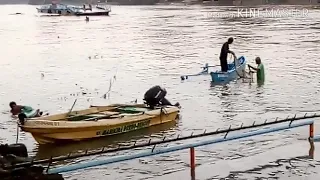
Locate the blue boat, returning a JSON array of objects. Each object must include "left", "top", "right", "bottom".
[{"left": 210, "top": 56, "right": 246, "bottom": 83}]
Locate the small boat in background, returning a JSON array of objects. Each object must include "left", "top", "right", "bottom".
[
  {"left": 36, "top": 0, "right": 111, "bottom": 16},
  {"left": 210, "top": 56, "right": 246, "bottom": 83},
  {"left": 18, "top": 103, "right": 180, "bottom": 144}
]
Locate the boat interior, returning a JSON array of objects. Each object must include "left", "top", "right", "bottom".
[
  {"left": 36, "top": 104, "right": 169, "bottom": 122},
  {"left": 227, "top": 56, "right": 245, "bottom": 70}
]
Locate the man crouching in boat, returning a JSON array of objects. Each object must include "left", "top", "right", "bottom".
[
  {"left": 9, "top": 101, "right": 43, "bottom": 118},
  {"left": 143, "top": 86, "right": 180, "bottom": 109}
]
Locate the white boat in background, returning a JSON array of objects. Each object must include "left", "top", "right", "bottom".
[{"left": 36, "top": 0, "right": 111, "bottom": 16}]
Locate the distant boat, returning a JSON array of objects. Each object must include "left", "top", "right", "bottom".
[{"left": 36, "top": 0, "right": 111, "bottom": 16}]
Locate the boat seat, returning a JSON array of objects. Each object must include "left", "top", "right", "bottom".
[
  {"left": 118, "top": 107, "right": 150, "bottom": 114},
  {"left": 86, "top": 113, "right": 110, "bottom": 117},
  {"left": 67, "top": 109, "right": 119, "bottom": 117},
  {"left": 98, "top": 111, "right": 120, "bottom": 116},
  {"left": 110, "top": 112, "right": 145, "bottom": 118}
]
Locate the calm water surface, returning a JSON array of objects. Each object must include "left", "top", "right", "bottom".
[{"left": 0, "top": 4, "right": 320, "bottom": 180}]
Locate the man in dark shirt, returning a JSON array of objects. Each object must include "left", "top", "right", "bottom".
[{"left": 219, "top": 37, "right": 235, "bottom": 72}]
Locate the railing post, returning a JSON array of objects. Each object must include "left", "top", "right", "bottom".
[
  {"left": 308, "top": 123, "right": 315, "bottom": 159},
  {"left": 309, "top": 123, "right": 314, "bottom": 139},
  {"left": 190, "top": 147, "right": 195, "bottom": 179}
]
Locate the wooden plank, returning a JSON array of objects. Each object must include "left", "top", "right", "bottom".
[
  {"left": 66, "top": 106, "right": 120, "bottom": 120},
  {"left": 83, "top": 115, "right": 113, "bottom": 121},
  {"left": 98, "top": 111, "right": 120, "bottom": 115}
]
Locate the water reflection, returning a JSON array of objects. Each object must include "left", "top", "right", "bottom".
[
  {"left": 257, "top": 79, "right": 265, "bottom": 87},
  {"left": 223, "top": 142, "right": 315, "bottom": 179},
  {"left": 34, "top": 119, "right": 179, "bottom": 160}
]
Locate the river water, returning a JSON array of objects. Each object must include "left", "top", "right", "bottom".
[{"left": 0, "top": 4, "right": 320, "bottom": 180}]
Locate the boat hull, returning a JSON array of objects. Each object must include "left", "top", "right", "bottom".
[
  {"left": 210, "top": 56, "right": 246, "bottom": 83},
  {"left": 19, "top": 104, "right": 180, "bottom": 144}
]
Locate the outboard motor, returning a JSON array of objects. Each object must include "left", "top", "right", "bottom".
[{"left": 143, "top": 85, "right": 172, "bottom": 108}]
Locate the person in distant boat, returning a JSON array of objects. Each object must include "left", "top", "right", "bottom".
[
  {"left": 219, "top": 37, "right": 235, "bottom": 72},
  {"left": 248, "top": 57, "right": 265, "bottom": 82},
  {"left": 9, "top": 101, "right": 43, "bottom": 118},
  {"left": 143, "top": 86, "right": 180, "bottom": 109}
]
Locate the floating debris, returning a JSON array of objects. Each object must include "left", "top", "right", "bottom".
[{"left": 9, "top": 13, "right": 23, "bottom": 15}]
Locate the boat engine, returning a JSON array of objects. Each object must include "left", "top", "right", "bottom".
[{"left": 143, "top": 85, "right": 170, "bottom": 108}]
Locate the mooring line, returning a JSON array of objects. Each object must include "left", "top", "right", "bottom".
[{"left": 5, "top": 113, "right": 320, "bottom": 169}]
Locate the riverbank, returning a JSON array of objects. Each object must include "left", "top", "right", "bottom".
[
  {"left": 1, "top": 3, "right": 320, "bottom": 180},
  {"left": 2, "top": 0, "right": 319, "bottom": 6}
]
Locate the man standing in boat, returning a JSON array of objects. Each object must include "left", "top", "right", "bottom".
[{"left": 219, "top": 37, "right": 235, "bottom": 72}]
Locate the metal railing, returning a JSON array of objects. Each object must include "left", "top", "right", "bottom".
[
  {"left": 47, "top": 118, "right": 315, "bottom": 175},
  {"left": 5, "top": 113, "right": 317, "bottom": 177}
]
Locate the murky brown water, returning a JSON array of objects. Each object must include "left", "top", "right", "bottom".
[{"left": 0, "top": 4, "right": 320, "bottom": 180}]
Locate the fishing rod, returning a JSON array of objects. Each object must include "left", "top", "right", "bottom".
[{"left": 5, "top": 113, "right": 320, "bottom": 169}]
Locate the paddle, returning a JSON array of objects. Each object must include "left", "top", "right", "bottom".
[{"left": 180, "top": 64, "right": 220, "bottom": 81}]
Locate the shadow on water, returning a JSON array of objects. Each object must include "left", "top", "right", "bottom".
[
  {"left": 225, "top": 142, "right": 315, "bottom": 179},
  {"left": 34, "top": 119, "right": 181, "bottom": 160},
  {"left": 209, "top": 77, "right": 252, "bottom": 88}
]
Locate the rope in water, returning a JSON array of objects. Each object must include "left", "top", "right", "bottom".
[
  {"left": 6, "top": 113, "right": 320, "bottom": 169},
  {"left": 15, "top": 122, "right": 19, "bottom": 143}
]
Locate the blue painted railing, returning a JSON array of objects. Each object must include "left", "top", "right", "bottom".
[{"left": 48, "top": 119, "right": 315, "bottom": 174}]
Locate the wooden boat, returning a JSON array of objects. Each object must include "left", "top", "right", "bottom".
[
  {"left": 210, "top": 56, "right": 246, "bottom": 83},
  {"left": 18, "top": 104, "right": 180, "bottom": 145}
]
